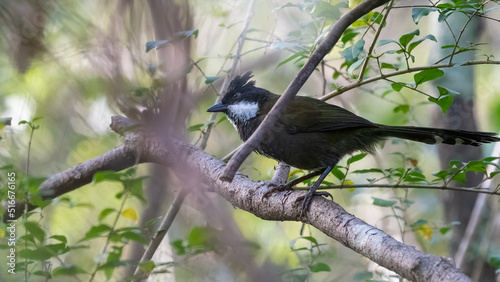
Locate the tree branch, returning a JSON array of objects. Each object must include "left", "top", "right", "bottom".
[
  {"left": 2, "top": 116, "right": 473, "bottom": 281},
  {"left": 220, "top": 0, "right": 391, "bottom": 182}
]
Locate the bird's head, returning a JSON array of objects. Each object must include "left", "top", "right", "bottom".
[{"left": 207, "top": 72, "right": 268, "bottom": 124}]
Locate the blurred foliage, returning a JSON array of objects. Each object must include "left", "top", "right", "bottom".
[{"left": 0, "top": 0, "right": 499, "bottom": 281}]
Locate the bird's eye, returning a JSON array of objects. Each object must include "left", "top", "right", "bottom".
[{"left": 233, "top": 92, "right": 241, "bottom": 99}]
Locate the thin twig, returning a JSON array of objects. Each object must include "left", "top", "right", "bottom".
[
  {"left": 199, "top": 0, "right": 257, "bottom": 150},
  {"left": 132, "top": 190, "right": 188, "bottom": 281},
  {"left": 358, "top": 0, "right": 394, "bottom": 81},
  {"left": 295, "top": 183, "right": 500, "bottom": 196},
  {"left": 319, "top": 60, "right": 500, "bottom": 101}
]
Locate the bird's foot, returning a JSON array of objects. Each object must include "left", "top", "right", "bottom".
[
  {"left": 297, "top": 191, "right": 333, "bottom": 217},
  {"left": 263, "top": 182, "right": 294, "bottom": 199}
]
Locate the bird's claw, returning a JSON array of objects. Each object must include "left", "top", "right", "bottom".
[
  {"left": 297, "top": 191, "right": 333, "bottom": 217},
  {"left": 263, "top": 183, "right": 293, "bottom": 199}
]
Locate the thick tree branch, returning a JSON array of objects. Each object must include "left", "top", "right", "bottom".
[
  {"left": 221, "top": 0, "right": 391, "bottom": 182},
  {"left": 2, "top": 116, "right": 472, "bottom": 281}
]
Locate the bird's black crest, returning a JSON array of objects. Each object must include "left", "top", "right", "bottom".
[{"left": 226, "top": 72, "right": 256, "bottom": 94}]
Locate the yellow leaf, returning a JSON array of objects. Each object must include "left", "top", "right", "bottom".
[
  {"left": 121, "top": 208, "right": 138, "bottom": 221},
  {"left": 416, "top": 224, "right": 433, "bottom": 240},
  {"left": 343, "top": 180, "right": 356, "bottom": 191},
  {"left": 0, "top": 228, "right": 5, "bottom": 238}
]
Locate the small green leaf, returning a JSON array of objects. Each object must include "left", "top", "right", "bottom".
[
  {"left": 347, "top": 58, "right": 364, "bottom": 76},
  {"left": 408, "top": 34, "right": 437, "bottom": 53},
  {"left": 412, "top": 8, "right": 438, "bottom": 24},
  {"left": 428, "top": 86, "right": 459, "bottom": 113},
  {"left": 93, "top": 171, "right": 122, "bottom": 183},
  {"left": 276, "top": 51, "right": 308, "bottom": 69},
  {"left": 372, "top": 197, "right": 397, "bottom": 207},
  {"left": 18, "top": 120, "right": 28, "bottom": 125},
  {"left": 204, "top": 76, "right": 219, "bottom": 85},
  {"left": 378, "top": 39, "right": 399, "bottom": 47},
  {"left": 81, "top": 224, "right": 111, "bottom": 242},
  {"left": 393, "top": 104, "right": 410, "bottom": 113},
  {"left": 25, "top": 221, "right": 45, "bottom": 243},
  {"left": 347, "top": 153, "right": 367, "bottom": 165},
  {"left": 188, "top": 124, "right": 203, "bottom": 132},
  {"left": 352, "top": 168, "right": 384, "bottom": 174},
  {"left": 330, "top": 167, "right": 345, "bottom": 181},
  {"left": 439, "top": 227, "right": 452, "bottom": 235},
  {"left": 52, "top": 265, "right": 87, "bottom": 277},
  {"left": 50, "top": 235, "right": 68, "bottom": 244},
  {"left": 146, "top": 40, "right": 168, "bottom": 52},
  {"left": 414, "top": 69, "right": 444, "bottom": 86},
  {"left": 399, "top": 29, "right": 420, "bottom": 48},
  {"left": 351, "top": 39, "right": 365, "bottom": 59},
  {"left": 391, "top": 83, "right": 404, "bottom": 92},
  {"left": 98, "top": 208, "right": 116, "bottom": 222},
  {"left": 488, "top": 255, "right": 500, "bottom": 268},
  {"left": 139, "top": 261, "right": 156, "bottom": 274},
  {"left": 309, "top": 262, "right": 331, "bottom": 272},
  {"left": 381, "top": 63, "right": 399, "bottom": 71}
]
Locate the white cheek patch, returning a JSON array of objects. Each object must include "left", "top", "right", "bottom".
[
  {"left": 434, "top": 136, "right": 444, "bottom": 144},
  {"left": 228, "top": 102, "right": 259, "bottom": 122}
]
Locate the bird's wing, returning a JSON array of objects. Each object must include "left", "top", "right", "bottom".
[{"left": 280, "top": 96, "right": 378, "bottom": 134}]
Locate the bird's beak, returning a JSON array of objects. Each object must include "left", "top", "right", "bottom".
[{"left": 207, "top": 103, "right": 228, "bottom": 113}]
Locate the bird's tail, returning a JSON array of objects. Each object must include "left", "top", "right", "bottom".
[{"left": 377, "top": 125, "right": 500, "bottom": 146}]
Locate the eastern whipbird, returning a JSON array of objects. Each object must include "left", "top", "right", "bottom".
[{"left": 207, "top": 72, "right": 500, "bottom": 215}]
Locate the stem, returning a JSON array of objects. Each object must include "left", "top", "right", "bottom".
[{"left": 358, "top": 0, "right": 394, "bottom": 82}]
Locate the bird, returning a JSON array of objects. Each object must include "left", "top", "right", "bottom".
[{"left": 207, "top": 72, "right": 500, "bottom": 215}]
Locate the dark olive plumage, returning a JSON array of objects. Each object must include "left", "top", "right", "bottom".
[{"left": 208, "top": 72, "right": 500, "bottom": 171}]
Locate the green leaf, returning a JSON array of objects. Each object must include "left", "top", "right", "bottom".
[
  {"left": 120, "top": 231, "right": 147, "bottom": 244},
  {"left": 81, "top": 224, "right": 111, "bottom": 242},
  {"left": 52, "top": 266, "right": 87, "bottom": 277},
  {"left": 25, "top": 221, "right": 45, "bottom": 243},
  {"left": 352, "top": 168, "right": 384, "bottom": 174},
  {"left": 489, "top": 255, "right": 500, "bottom": 268},
  {"left": 341, "top": 29, "right": 359, "bottom": 44},
  {"left": 393, "top": 104, "right": 410, "bottom": 113},
  {"left": 188, "top": 226, "right": 213, "bottom": 247},
  {"left": 139, "top": 261, "right": 156, "bottom": 274},
  {"left": 408, "top": 34, "right": 437, "bottom": 53},
  {"left": 439, "top": 227, "right": 452, "bottom": 235},
  {"left": 93, "top": 171, "right": 122, "bottom": 183},
  {"left": 391, "top": 83, "right": 404, "bottom": 92},
  {"left": 309, "top": 262, "right": 331, "bottom": 272},
  {"left": 378, "top": 39, "right": 399, "bottom": 47},
  {"left": 381, "top": 63, "right": 399, "bottom": 71},
  {"left": 204, "top": 76, "right": 219, "bottom": 85},
  {"left": 399, "top": 29, "right": 420, "bottom": 48},
  {"left": 372, "top": 197, "right": 397, "bottom": 207},
  {"left": 18, "top": 248, "right": 53, "bottom": 261},
  {"left": 98, "top": 208, "right": 116, "bottom": 222},
  {"left": 311, "top": 1, "right": 344, "bottom": 20},
  {"left": 330, "top": 167, "right": 345, "bottom": 181},
  {"left": 49, "top": 235, "right": 68, "bottom": 244},
  {"left": 146, "top": 40, "right": 168, "bottom": 52},
  {"left": 347, "top": 153, "right": 367, "bottom": 165},
  {"left": 276, "top": 51, "right": 308, "bottom": 69},
  {"left": 300, "top": 236, "right": 319, "bottom": 247},
  {"left": 351, "top": 39, "right": 365, "bottom": 59},
  {"left": 428, "top": 86, "right": 459, "bottom": 113},
  {"left": 414, "top": 69, "right": 444, "bottom": 86},
  {"left": 18, "top": 120, "right": 28, "bottom": 125},
  {"left": 412, "top": 8, "right": 438, "bottom": 24},
  {"left": 347, "top": 58, "right": 364, "bottom": 76}
]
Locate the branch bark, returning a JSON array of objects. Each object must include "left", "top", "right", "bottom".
[
  {"left": 2, "top": 116, "right": 472, "bottom": 281},
  {"left": 221, "top": 0, "right": 391, "bottom": 182}
]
